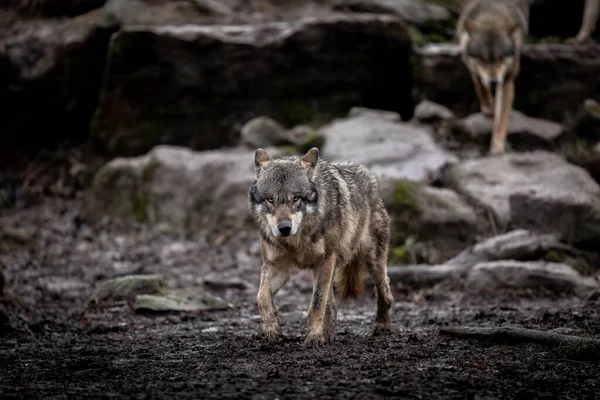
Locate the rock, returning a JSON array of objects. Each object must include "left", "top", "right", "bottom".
[
  {"left": 285, "top": 125, "right": 326, "bottom": 154},
  {"left": 0, "top": 9, "right": 112, "bottom": 159},
  {"left": 91, "top": 14, "right": 414, "bottom": 157},
  {"left": 413, "top": 99, "right": 455, "bottom": 123},
  {"left": 413, "top": 43, "right": 600, "bottom": 123},
  {"left": 84, "top": 145, "right": 275, "bottom": 237},
  {"left": 0, "top": 263, "right": 4, "bottom": 296},
  {"left": 465, "top": 261, "right": 599, "bottom": 297},
  {"left": 203, "top": 275, "right": 250, "bottom": 291},
  {"left": 16, "top": 0, "right": 107, "bottom": 17},
  {"left": 333, "top": 0, "right": 452, "bottom": 27},
  {"left": 573, "top": 98, "right": 600, "bottom": 139},
  {"left": 240, "top": 116, "right": 289, "bottom": 148},
  {"left": 444, "top": 151, "right": 600, "bottom": 246},
  {"left": 90, "top": 274, "right": 168, "bottom": 303},
  {"left": 98, "top": 0, "right": 225, "bottom": 29},
  {"left": 454, "top": 110, "right": 565, "bottom": 150},
  {"left": 320, "top": 108, "right": 458, "bottom": 183},
  {"left": 380, "top": 179, "right": 478, "bottom": 262},
  {"left": 0, "top": 226, "right": 36, "bottom": 244},
  {"left": 134, "top": 287, "right": 230, "bottom": 313},
  {"left": 381, "top": 229, "right": 569, "bottom": 286}
]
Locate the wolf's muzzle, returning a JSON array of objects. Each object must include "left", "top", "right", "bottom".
[
  {"left": 489, "top": 79, "right": 498, "bottom": 96},
  {"left": 277, "top": 221, "right": 292, "bottom": 237}
]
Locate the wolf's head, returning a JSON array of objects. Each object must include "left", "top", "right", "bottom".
[
  {"left": 248, "top": 147, "right": 320, "bottom": 238},
  {"left": 461, "top": 19, "right": 519, "bottom": 92}
]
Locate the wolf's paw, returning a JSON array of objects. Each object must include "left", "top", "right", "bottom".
[
  {"left": 304, "top": 332, "right": 326, "bottom": 348},
  {"left": 481, "top": 106, "right": 494, "bottom": 118},
  {"left": 262, "top": 326, "right": 283, "bottom": 343},
  {"left": 566, "top": 36, "right": 589, "bottom": 45},
  {"left": 371, "top": 323, "right": 391, "bottom": 336}
]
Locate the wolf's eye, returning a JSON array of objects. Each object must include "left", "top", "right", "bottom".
[
  {"left": 293, "top": 196, "right": 300, "bottom": 202},
  {"left": 266, "top": 197, "right": 274, "bottom": 203}
]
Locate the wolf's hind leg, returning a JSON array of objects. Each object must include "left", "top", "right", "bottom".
[{"left": 366, "top": 251, "right": 393, "bottom": 336}]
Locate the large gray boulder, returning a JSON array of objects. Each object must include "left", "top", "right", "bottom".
[
  {"left": 320, "top": 107, "right": 458, "bottom": 183},
  {"left": 91, "top": 14, "right": 414, "bottom": 157},
  {"left": 84, "top": 145, "right": 274, "bottom": 238},
  {"left": 444, "top": 151, "right": 600, "bottom": 246}
]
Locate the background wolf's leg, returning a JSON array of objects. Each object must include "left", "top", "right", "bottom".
[
  {"left": 257, "top": 264, "right": 290, "bottom": 342},
  {"left": 568, "top": 0, "right": 599, "bottom": 43},
  {"left": 470, "top": 71, "right": 494, "bottom": 116},
  {"left": 306, "top": 254, "right": 336, "bottom": 346},
  {"left": 490, "top": 80, "right": 515, "bottom": 154},
  {"left": 367, "top": 252, "right": 393, "bottom": 336}
]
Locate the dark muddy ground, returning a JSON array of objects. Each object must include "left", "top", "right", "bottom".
[{"left": 1, "top": 198, "right": 599, "bottom": 399}]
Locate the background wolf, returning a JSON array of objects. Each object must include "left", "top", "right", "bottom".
[
  {"left": 456, "top": 0, "right": 529, "bottom": 154},
  {"left": 248, "top": 147, "right": 393, "bottom": 347}
]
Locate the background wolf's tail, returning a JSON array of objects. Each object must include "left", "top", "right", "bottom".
[{"left": 335, "top": 261, "right": 364, "bottom": 301}]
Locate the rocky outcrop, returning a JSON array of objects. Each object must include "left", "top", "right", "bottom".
[
  {"left": 84, "top": 145, "right": 270, "bottom": 238},
  {"left": 414, "top": 43, "right": 600, "bottom": 122},
  {"left": 0, "top": 9, "right": 112, "bottom": 160},
  {"left": 444, "top": 151, "right": 600, "bottom": 247},
  {"left": 320, "top": 107, "right": 457, "bottom": 182},
  {"left": 91, "top": 14, "right": 414, "bottom": 157}
]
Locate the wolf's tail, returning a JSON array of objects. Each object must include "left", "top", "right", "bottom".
[{"left": 335, "top": 261, "right": 364, "bottom": 301}]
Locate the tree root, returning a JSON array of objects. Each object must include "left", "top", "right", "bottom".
[{"left": 440, "top": 326, "right": 600, "bottom": 360}]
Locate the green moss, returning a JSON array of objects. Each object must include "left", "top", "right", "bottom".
[
  {"left": 544, "top": 250, "right": 564, "bottom": 262},
  {"left": 390, "top": 246, "right": 408, "bottom": 263},
  {"left": 295, "top": 132, "right": 326, "bottom": 154},
  {"left": 278, "top": 100, "right": 319, "bottom": 126},
  {"left": 135, "top": 192, "right": 149, "bottom": 222},
  {"left": 409, "top": 26, "right": 427, "bottom": 47},
  {"left": 392, "top": 180, "right": 420, "bottom": 211},
  {"left": 142, "top": 159, "right": 159, "bottom": 182}
]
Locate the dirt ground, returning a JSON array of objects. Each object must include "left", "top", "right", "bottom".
[{"left": 1, "top": 198, "right": 599, "bottom": 399}]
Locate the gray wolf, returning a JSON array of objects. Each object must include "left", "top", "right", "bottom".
[
  {"left": 456, "top": 0, "right": 529, "bottom": 154},
  {"left": 247, "top": 147, "right": 393, "bottom": 347},
  {"left": 567, "top": 0, "right": 599, "bottom": 43}
]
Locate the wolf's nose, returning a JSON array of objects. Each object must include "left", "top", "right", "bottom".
[
  {"left": 489, "top": 79, "right": 498, "bottom": 95},
  {"left": 278, "top": 221, "right": 292, "bottom": 236}
]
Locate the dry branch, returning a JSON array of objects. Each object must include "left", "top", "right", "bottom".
[{"left": 440, "top": 326, "right": 600, "bottom": 360}]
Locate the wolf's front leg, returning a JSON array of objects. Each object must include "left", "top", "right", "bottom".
[
  {"left": 567, "top": 0, "right": 599, "bottom": 44},
  {"left": 490, "top": 80, "right": 515, "bottom": 154},
  {"left": 257, "top": 263, "right": 290, "bottom": 343},
  {"left": 470, "top": 71, "right": 494, "bottom": 117},
  {"left": 305, "top": 254, "right": 336, "bottom": 347}
]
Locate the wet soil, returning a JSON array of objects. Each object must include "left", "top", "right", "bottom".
[{"left": 1, "top": 198, "right": 599, "bottom": 399}]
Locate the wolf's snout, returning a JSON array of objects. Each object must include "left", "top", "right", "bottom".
[
  {"left": 278, "top": 221, "right": 292, "bottom": 237},
  {"left": 489, "top": 79, "right": 498, "bottom": 95}
]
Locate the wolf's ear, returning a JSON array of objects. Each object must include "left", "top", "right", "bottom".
[
  {"left": 254, "top": 148, "right": 271, "bottom": 175},
  {"left": 464, "top": 19, "right": 477, "bottom": 35},
  {"left": 300, "top": 147, "right": 319, "bottom": 169},
  {"left": 255, "top": 148, "right": 271, "bottom": 168}
]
